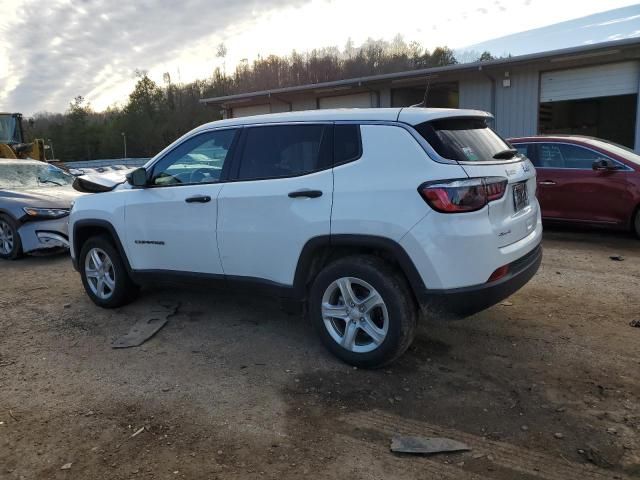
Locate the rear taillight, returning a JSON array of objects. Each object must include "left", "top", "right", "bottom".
[{"left": 418, "top": 177, "right": 508, "bottom": 213}]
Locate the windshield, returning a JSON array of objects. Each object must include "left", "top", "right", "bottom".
[
  {"left": 589, "top": 138, "right": 640, "bottom": 166},
  {"left": 0, "top": 162, "right": 74, "bottom": 189},
  {"left": 0, "top": 115, "right": 22, "bottom": 144},
  {"left": 416, "top": 117, "right": 515, "bottom": 162}
]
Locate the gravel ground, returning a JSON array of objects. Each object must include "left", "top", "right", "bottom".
[{"left": 1, "top": 228, "right": 639, "bottom": 479}]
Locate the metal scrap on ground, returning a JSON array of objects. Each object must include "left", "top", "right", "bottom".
[
  {"left": 111, "top": 302, "right": 179, "bottom": 348},
  {"left": 111, "top": 317, "right": 168, "bottom": 348},
  {"left": 390, "top": 436, "right": 472, "bottom": 455}
]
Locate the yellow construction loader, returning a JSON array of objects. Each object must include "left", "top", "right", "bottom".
[{"left": 0, "top": 112, "right": 46, "bottom": 161}]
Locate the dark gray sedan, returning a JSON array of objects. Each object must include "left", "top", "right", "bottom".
[{"left": 0, "top": 159, "right": 83, "bottom": 259}]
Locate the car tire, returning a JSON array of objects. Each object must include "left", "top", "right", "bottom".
[
  {"left": 634, "top": 209, "right": 640, "bottom": 239},
  {"left": 0, "top": 214, "right": 23, "bottom": 260},
  {"left": 309, "top": 255, "right": 417, "bottom": 368},
  {"left": 79, "top": 235, "right": 139, "bottom": 308}
]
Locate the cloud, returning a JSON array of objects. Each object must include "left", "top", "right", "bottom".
[{"left": 0, "top": 0, "right": 307, "bottom": 114}]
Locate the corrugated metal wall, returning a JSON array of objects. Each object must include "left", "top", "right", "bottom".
[
  {"left": 494, "top": 67, "right": 540, "bottom": 138},
  {"left": 459, "top": 68, "right": 539, "bottom": 139},
  {"left": 459, "top": 75, "right": 492, "bottom": 113}
]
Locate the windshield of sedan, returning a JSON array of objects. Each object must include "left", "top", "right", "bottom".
[
  {"left": 589, "top": 138, "right": 640, "bottom": 166},
  {"left": 0, "top": 162, "right": 74, "bottom": 189}
]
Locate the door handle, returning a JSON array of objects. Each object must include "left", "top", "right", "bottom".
[
  {"left": 288, "top": 189, "right": 323, "bottom": 198},
  {"left": 538, "top": 181, "right": 556, "bottom": 186},
  {"left": 185, "top": 195, "right": 211, "bottom": 203}
]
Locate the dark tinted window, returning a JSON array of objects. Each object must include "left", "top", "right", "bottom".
[
  {"left": 151, "top": 129, "right": 237, "bottom": 186},
  {"left": 513, "top": 143, "right": 538, "bottom": 165},
  {"left": 334, "top": 124, "right": 362, "bottom": 164},
  {"left": 537, "top": 143, "right": 565, "bottom": 168},
  {"left": 535, "top": 143, "right": 605, "bottom": 169},
  {"left": 237, "top": 125, "right": 332, "bottom": 180},
  {"left": 559, "top": 144, "right": 605, "bottom": 169},
  {"left": 415, "top": 118, "right": 512, "bottom": 162},
  {"left": 514, "top": 145, "right": 528, "bottom": 156}
]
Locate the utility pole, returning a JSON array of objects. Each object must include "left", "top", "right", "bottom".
[{"left": 121, "top": 132, "right": 127, "bottom": 159}]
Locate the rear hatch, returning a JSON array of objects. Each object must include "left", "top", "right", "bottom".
[{"left": 414, "top": 116, "right": 538, "bottom": 247}]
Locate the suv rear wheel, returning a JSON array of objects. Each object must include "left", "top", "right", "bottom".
[
  {"left": 309, "top": 255, "right": 417, "bottom": 368},
  {"left": 79, "top": 236, "right": 139, "bottom": 308},
  {"left": 634, "top": 209, "right": 640, "bottom": 239}
]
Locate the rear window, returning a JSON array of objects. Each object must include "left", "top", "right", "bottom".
[{"left": 415, "top": 118, "right": 513, "bottom": 162}]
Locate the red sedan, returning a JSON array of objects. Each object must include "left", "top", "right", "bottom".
[{"left": 508, "top": 136, "right": 640, "bottom": 237}]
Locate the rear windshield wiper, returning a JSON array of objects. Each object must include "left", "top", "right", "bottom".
[{"left": 493, "top": 148, "right": 518, "bottom": 160}]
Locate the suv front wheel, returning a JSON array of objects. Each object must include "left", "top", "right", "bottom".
[
  {"left": 79, "top": 236, "right": 139, "bottom": 308},
  {"left": 309, "top": 255, "right": 417, "bottom": 368}
]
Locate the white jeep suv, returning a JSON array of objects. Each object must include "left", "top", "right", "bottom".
[{"left": 69, "top": 108, "right": 542, "bottom": 368}]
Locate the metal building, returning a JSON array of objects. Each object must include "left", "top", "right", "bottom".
[{"left": 201, "top": 38, "right": 640, "bottom": 151}]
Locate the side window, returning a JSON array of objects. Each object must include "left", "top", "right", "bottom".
[
  {"left": 558, "top": 144, "right": 604, "bottom": 169},
  {"left": 537, "top": 143, "right": 566, "bottom": 168},
  {"left": 334, "top": 124, "right": 362, "bottom": 164},
  {"left": 237, "top": 124, "right": 331, "bottom": 180},
  {"left": 514, "top": 144, "right": 528, "bottom": 156},
  {"left": 151, "top": 129, "right": 238, "bottom": 186},
  {"left": 513, "top": 143, "right": 539, "bottom": 166}
]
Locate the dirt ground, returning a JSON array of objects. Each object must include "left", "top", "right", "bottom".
[{"left": 1, "top": 228, "right": 639, "bottom": 479}]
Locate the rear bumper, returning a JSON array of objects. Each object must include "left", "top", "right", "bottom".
[{"left": 418, "top": 244, "right": 542, "bottom": 318}]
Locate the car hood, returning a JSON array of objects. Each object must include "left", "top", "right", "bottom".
[
  {"left": 0, "top": 185, "right": 84, "bottom": 208},
  {"left": 73, "top": 170, "right": 130, "bottom": 193}
]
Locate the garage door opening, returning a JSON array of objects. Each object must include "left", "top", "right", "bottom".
[
  {"left": 538, "top": 94, "right": 637, "bottom": 148},
  {"left": 391, "top": 82, "right": 459, "bottom": 108}
]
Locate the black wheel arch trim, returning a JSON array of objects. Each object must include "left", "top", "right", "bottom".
[
  {"left": 292, "top": 234, "right": 426, "bottom": 301},
  {"left": 72, "top": 219, "right": 133, "bottom": 274}
]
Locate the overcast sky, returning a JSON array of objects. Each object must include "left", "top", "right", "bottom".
[{"left": 1, "top": 0, "right": 639, "bottom": 115}]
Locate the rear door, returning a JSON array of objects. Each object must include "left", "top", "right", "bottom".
[{"left": 216, "top": 123, "right": 334, "bottom": 287}]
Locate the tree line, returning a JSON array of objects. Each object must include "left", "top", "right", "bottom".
[{"left": 24, "top": 36, "right": 493, "bottom": 162}]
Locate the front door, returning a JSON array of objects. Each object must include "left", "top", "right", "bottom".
[
  {"left": 217, "top": 123, "right": 334, "bottom": 287},
  {"left": 124, "top": 128, "right": 239, "bottom": 273}
]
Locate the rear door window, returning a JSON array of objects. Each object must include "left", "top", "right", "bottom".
[
  {"left": 415, "top": 117, "right": 513, "bottom": 162},
  {"left": 236, "top": 124, "right": 332, "bottom": 181},
  {"left": 536, "top": 143, "right": 566, "bottom": 168},
  {"left": 513, "top": 143, "right": 539, "bottom": 166}
]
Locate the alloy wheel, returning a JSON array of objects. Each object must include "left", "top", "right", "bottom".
[
  {"left": 84, "top": 247, "right": 116, "bottom": 300},
  {"left": 0, "top": 220, "right": 14, "bottom": 255},
  {"left": 321, "top": 277, "right": 389, "bottom": 353}
]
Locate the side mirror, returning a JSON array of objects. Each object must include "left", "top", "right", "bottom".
[
  {"left": 127, "top": 167, "right": 148, "bottom": 187},
  {"left": 592, "top": 158, "right": 617, "bottom": 171}
]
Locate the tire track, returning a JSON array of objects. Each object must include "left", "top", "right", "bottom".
[{"left": 341, "top": 410, "right": 627, "bottom": 480}]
